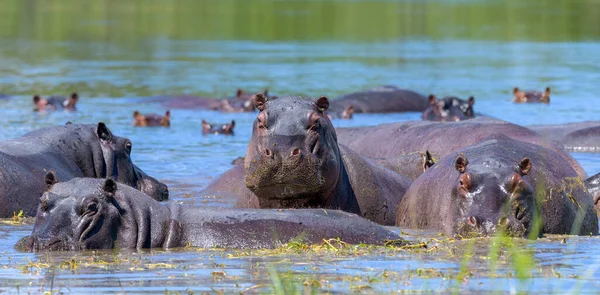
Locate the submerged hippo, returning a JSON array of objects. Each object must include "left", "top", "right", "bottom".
[
  {"left": 33, "top": 93, "right": 79, "bottom": 111},
  {"left": 396, "top": 135, "right": 598, "bottom": 238},
  {"left": 201, "top": 119, "right": 235, "bottom": 135},
  {"left": 133, "top": 110, "right": 171, "bottom": 127},
  {"left": 422, "top": 95, "right": 475, "bottom": 122},
  {"left": 328, "top": 85, "right": 429, "bottom": 114},
  {"left": 512, "top": 87, "right": 551, "bottom": 104},
  {"left": 326, "top": 105, "right": 355, "bottom": 120},
  {"left": 336, "top": 117, "right": 588, "bottom": 180},
  {"left": 17, "top": 175, "right": 403, "bottom": 251},
  {"left": 150, "top": 88, "right": 272, "bottom": 112},
  {"left": 373, "top": 151, "right": 435, "bottom": 181},
  {"left": 585, "top": 173, "right": 600, "bottom": 212},
  {"left": 529, "top": 121, "right": 600, "bottom": 153},
  {"left": 0, "top": 122, "right": 168, "bottom": 217},
  {"left": 200, "top": 94, "right": 412, "bottom": 225}
]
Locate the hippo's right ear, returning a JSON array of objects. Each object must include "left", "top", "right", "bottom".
[
  {"left": 455, "top": 154, "right": 469, "bottom": 173},
  {"left": 133, "top": 111, "right": 140, "bottom": 118},
  {"left": 423, "top": 151, "right": 435, "bottom": 170},
  {"left": 44, "top": 171, "right": 58, "bottom": 190},
  {"left": 428, "top": 95, "right": 436, "bottom": 104},
  {"left": 236, "top": 89, "right": 243, "bottom": 98},
  {"left": 315, "top": 96, "right": 329, "bottom": 113},
  {"left": 96, "top": 122, "right": 113, "bottom": 142},
  {"left": 65, "top": 121, "right": 73, "bottom": 125},
  {"left": 101, "top": 179, "right": 117, "bottom": 198},
  {"left": 513, "top": 87, "right": 520, "bottom": 94},
  {"left": 253, "top": 93, "right": 267, "bottom": 111}
]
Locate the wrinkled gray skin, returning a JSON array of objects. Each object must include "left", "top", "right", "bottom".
[
  {"left": 529, "top": 121, "right": 600, "bottom": 153},
  {"left": 16, "top": 176, "right": 403, "bottom": 251},
  {"left": 397, "top": 135, "right": 598, "bottom": 238},
  {"left": 584, "top": 172, "right": 600, "bottom": 213},
  {"left": 201, "top": 95, "right": 411, "bottom": 225},
  {"left": 0, "top": 123, "right": 168, "bottom": 217},
  {"left": 372, "top": 151, "right": 435, "bottom": 181},
  {"left": 336, "top": 117, "right": 588, "bottom": 180},
  {"left": 328, "top": 85, "right": 429, "bottom": 114}
]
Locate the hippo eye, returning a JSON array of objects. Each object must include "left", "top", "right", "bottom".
[
  {"left": 84, "top": 202, "right": 98, "bottom": 215},
  {"left": 124, "top": 141, "right": 132, "bottom": 154}
]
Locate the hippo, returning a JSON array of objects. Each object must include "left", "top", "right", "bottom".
[
  {"left": 585, "top": 173, "right": 600, "bottom": 212},
  {"left": 422, "top": 95, "right": 475, "bottom": 122},
  {"left": 326, "top": 105, "right": 355, "bottom": 120},
  {"left": 150, "top": 89, "right": 272, "bottom": 112},
  {"left": 33, "top": 93, "right": 79, "bottom": 112},
  {"left": 336, "top": 117, "right": 588, "bottom": 180},
  {"left": 200, "top": 94, "right": 412, "bottom": 225},
  {"left": 328, "top": 85, "right": 429, "bottom": 114},
  {"left": 373, "top": 151, "right": 435, "bottom": 181},
  {"left": 512, "top": 87, "right": 551, "bottom": 104},
  {"left": 528, "top": 121, "right": 600, "bottom": 153},
  {"left": 16, "top": 174, "right": 404, "bottom": 251},
  {"left": 201, "top": 119, "right": 235, "bottom": 135},
  {"left": 396, "top": 135, "right": 598, "bottom": 238},
  {"left": 0, "top": 122, "right": 168, "bottom": 217},
  {"left": 133, "top": 110, "right": 171, "bottom": 127},
  {"left": 0, "top": 93, "right": 9, "bottom": 99}
]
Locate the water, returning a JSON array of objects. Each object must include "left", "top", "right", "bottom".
[{"left": 1, "top": 0, "right": 600, "bottom": 293}]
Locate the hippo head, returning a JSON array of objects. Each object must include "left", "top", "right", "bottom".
[
  {"left": 201, "top": 119, "right": 235, "bottom": 135},
  {"left": 95, "top": 122, "right": 168, "bottom": 201},
  {"left": 18, "top": 173, "right": 122, "bottom": 251},
  {"left": 244, "top": 94, "right": 341, "bottom": 208},
  {"left": 452, "top": 154, "right": 535, "bottom": 238},
  {"left": 66, "top": 92, "right": 78, "bottom": 109}
]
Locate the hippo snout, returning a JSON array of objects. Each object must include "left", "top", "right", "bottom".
[{"left": 15, "top": 235, "right": 77, "bottom": 252}]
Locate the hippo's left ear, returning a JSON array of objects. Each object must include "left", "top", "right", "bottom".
[
  {"left": 45, "top": 171, "right": 58, "bottom": 190},
  {"left": 544, "top": 87, "right": 551, "bottom": 95},
  {"left": 455, "top": 154, "right": 469, "bottom": 173},
  {"left": 101, "top": 178, "right": 118, "bottom": 198},
  {"left": 315, "top": 96, "right": 329, "bottom": 113},
  {"left": 468, "top": 96, "right": 475, "bottom": 106},
  {"left": 517, "top": 157, "right": 532, "bottom": 176},
  {"left": 65, "top": 121, "right": 73, "bottom": 125},
  {"left": 230, "top": 120, "right": 236, "bottom": 129},
  {"left": 96, "top": 122, "right": 113, "bottom": 142}
]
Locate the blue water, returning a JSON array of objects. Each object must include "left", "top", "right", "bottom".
[{"left": 1, "top": 39, "right": 600, "bottom": 293}]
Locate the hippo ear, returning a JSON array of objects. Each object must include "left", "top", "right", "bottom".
[
  {"left": 544, "top": 87, "right": 551, "bottom": 95},
  {"left": 236, "top": 89, "right": 243, "bottom": 98},
  {"left": 44, "top": 171, "right": 58, "bottom": 190},
  {"left": 133, "top": 111, "right": 140, "bottom": 118},
  {"left": 423, "top": 151, "right": 435, "bottom": 170},
  {"left": 517, "top": 157, "right": 532, "bottom": 176},
  {"left": 513, "top": 87, "right": 520, "bottom": 94},
  {"left": 165, "top": 110, "right": 171, "bottom": 118},
  {"left": 428, "top": 94, "right": 436, "bottom": 104},
  {"left": 468, "top": 96, "right": 475, "bottom": 106},
  {"left": 65, "top": 121, "right": 73, "bottom": 125},
  {"left": 101, "top": 179, "right": 117, "bottom": 198},
  {"left": 230, "top": 120, "right": 235, "bottom": 129},
  {"left": 315, "top": 96, "right": 329, "bottom": 112},
  {"left": 96, "top": 122, "right": 113, "bottom": 142},
  {"left": 201, "top": 119, "right": 211, "bottom": 130},
  {"left": 253, "top": 93, "right": 267, "bottom": 111},
  {"left": 455, "top": 154, "right": 469, "bottom": 173}
]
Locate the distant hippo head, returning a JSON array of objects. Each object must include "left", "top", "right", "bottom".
[
  {"left": 513, "top": 87, "right": 551, "bottom": 103},
  {"left": 244, "top": 94, "right": 340, "bottom": 207},
  {"left": 95, "top": 122, "right": 168, "bottom": 201},
  {"left": 19, "top": 173, "right": 123, "bottom": 251},
  {"left": 452, "top": 154, "right": 534, "bottom": 238},
  {"left": 201, "top": 119, "right": 235, "bottom": 135}
]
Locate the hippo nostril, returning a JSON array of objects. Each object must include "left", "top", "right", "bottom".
[
  {"left": 264, "top": 148, "right": 273, "bottom": 158},
  {"left": 467, "top": 216, "right": 477, "bottom": 226},
  {"left": 291, "top": 148, "right": 301, "bottom": 157},
  {"left": 498, "top": 216, "right": 509, "bottom": 226}
]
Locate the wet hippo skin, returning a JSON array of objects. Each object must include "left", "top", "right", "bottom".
[
  {"left": 16, "top": 175, "right": 404, "bottom": 251},
  {"left": 0, "top": 122, "right": 168, "bottom": 217}
]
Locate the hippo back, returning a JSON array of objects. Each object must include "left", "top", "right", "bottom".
[
  {"left": 329, "top": 86, "right": 429, "bottom": 114},
  {"left": 529, "top": 121, "right": 600, "bottom": 152}
]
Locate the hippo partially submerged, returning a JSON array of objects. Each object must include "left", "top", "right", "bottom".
[
  {"left": 512, "top": 87, "right": 551, "bottom": 104},
  {"left": 585, "top": 172, "right": 600, "bottom": 212},
  {"left": 150, "top": 88, "right": 272, "bottom": 112},
  {"left": 328, "top": 85, "right": 429, "bottom": 114},
  {"left": 200, "top": 94, "right": 412, "bottom": 225},
  {"left": 396, "top": 135, "right": 598, "bottom": 238},
  {"left": 422, "top": 95, "right": 475, "bottom": 122},
  {"left": 201, "top": 119, "right": 235, "bottom": 135},
  {"left": 133, "top": 110, "right": 171, "bottom": 127},
  {"left": 34, "top": 93, "right": 79, "bottom": 112},
  {"left": 17, "top": 175, "right": 403, "bottom": 251},
  {"left": 0, "top": 123, "right": 168, "bottom": 217},
  {"left": 336, "top": 117, "right": 588, "bottom": 180},
  {"left": 529, "top": 121, "right": 600, "bottom": 153}
]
